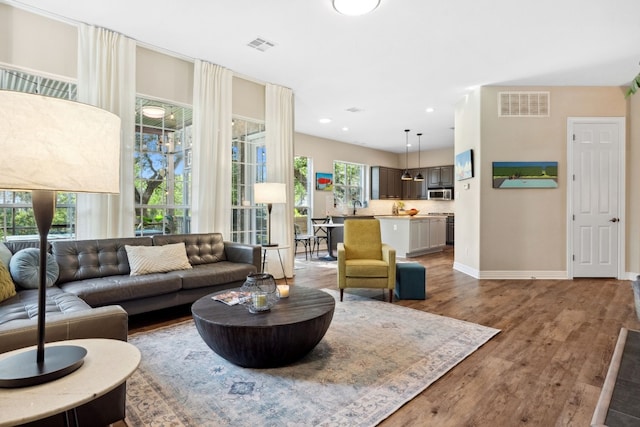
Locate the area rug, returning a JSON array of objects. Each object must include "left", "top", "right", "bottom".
[{"left": 125, "top": 289, "right": 500, "bottom": 426}]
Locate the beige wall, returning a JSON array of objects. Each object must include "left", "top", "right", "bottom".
[
  {"left": 233, "top": 77, "right": 265, "bottom": 120},
  {"left": 455, "top": 85, "right": 633, "bottom": 277},
  {"left": 628, "top": 92, "right": 640, "bottom": 275},
  {"left": 453, "top": 89, "right": 482, "bottom": 272},
  {"left": 136, "top": 47, "right": 193, "bottom": 105},
  {"left": 0, "top": 4, "right": 76, "bottom": 78}
]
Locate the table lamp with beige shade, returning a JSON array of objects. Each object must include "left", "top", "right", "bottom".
[{"left": 0, "top": 90, "right": 121, "bottom": 387}]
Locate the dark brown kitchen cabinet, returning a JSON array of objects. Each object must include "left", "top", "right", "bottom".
[
  {"left": 371, "top": 166, "right": 402, "bottom": 199},
  {"left": 427, "top": 165, "right": 454, "bottom": 188},
  {"left": 402, "top": 168, "right": 428, "bottom": 199}
]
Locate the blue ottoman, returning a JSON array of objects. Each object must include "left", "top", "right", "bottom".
[{"left": 395, "top": 262, "right": 426, "bottom": 300}]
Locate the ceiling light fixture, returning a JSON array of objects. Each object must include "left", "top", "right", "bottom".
[
  {"left": 142, "top": 106, "right": 165, "bottom": 119},
  {"left": 414, "top": 133, "right": 424, "bottom": 181},
  {"left": 319, "top": 118, "right": 332, "bottom": 124},
  {"left": 332, "top": 0, "right": 380, "bottom": 16},
  {"left": 401, "top": 129, "right": 412, "bottom": 180}
]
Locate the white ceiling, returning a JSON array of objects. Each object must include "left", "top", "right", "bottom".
[{"left": 9, "top": 0, "right": 640, "bottom": 153}]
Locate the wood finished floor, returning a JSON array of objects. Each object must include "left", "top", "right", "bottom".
[{"left": 120, "top": 247, "right": 640, "bottom": 427}]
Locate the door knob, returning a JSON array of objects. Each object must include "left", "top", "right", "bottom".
[{"left": 609, "top": 218, "right": 619, "bottom": 223}]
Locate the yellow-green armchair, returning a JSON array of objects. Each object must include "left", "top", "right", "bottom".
[{"left": 337, "top": 218, "right": 396, "bottom": 302}]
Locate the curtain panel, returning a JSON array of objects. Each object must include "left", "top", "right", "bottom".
[
  {"left": 191, "top": 60, "right": 233, "bottom": 235},
  {"left": 76, "top": 23, "right": 136, "bottom": 239},
  {"left": 264, "top": 84, "right": 295, "bottom": 278}
]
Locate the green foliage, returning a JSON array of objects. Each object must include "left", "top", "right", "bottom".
[{"left": 626, "top": 72, "right": 640, "bottom": 98}]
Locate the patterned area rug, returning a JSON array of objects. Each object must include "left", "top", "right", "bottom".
[{"left": 125, "top": 289, "right": 500, "bottom": 426}]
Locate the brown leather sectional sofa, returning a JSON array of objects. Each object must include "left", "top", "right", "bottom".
[{"left": 0, "top": 233, "right": 260, "bottom": 426}]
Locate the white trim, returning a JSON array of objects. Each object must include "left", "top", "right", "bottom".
[
  {"left": 453, "top": 262, "right": 567, "bottom": 280},
  {"left": 566, "top": 117, "right": 626, "bottom": 280}
]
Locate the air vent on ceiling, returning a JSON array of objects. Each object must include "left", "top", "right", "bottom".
[
  {"left": 498, "top": 91, "right": 550, "bottom": 117},
  {"left": 247, "top": 37, "right": 276, "bottom": 52},
  {"left": 345, "top": 107, "right": 364, "bottom": 113}
]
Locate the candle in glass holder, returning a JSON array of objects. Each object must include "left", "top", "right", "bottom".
[
  {"left": 277, "top": 284, "right": 290, "bottom": 298},
  {"left": 253, "top": 293, "right": 267, "bottom": 308}
]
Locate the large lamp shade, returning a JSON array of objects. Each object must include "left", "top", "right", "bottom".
[
  {"left": 0, "top": 90, "right": 121, "bottom": 388},
  {"left": 0, "top": 90, "right": 120, "bottom": 193}
]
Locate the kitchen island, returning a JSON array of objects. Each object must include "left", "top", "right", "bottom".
[{"left": 377, "top": 215, "right": 447, "bottom": 258}]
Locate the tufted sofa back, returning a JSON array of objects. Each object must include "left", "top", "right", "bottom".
[
  {"left": 52, "top": 237, "right": 152, "bottom": 284},
  {"left": 152, "top": 233, "right": 226, "bottom": 265}
]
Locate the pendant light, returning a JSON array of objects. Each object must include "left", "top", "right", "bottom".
[
  {"left": 401, "top": 129, "right": 412, "bottom": 180},
  {"left": 414, "top": 133, "right": 424, "bottom": 181}
]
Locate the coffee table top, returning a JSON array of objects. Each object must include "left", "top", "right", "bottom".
[{"left": 192, "top": 286, "right": 335, "bottom": 328}]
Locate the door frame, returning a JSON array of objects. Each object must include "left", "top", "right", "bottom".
[{"left": 566, "top": 117, "right": 626, "bottom": 279}]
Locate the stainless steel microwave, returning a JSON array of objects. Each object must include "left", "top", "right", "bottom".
[{"left": 427, "top": 188, "right": 452, "bottom": 200}]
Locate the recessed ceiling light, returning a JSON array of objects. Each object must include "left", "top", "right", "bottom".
[
  {"left": 426, "top": 107, "right": 435, "bottom": 113},
  {"left": 332, "top": 0, "right": 380, "bottom": 16},
  {"left": 142, "top": 106, "right": 165, "bottom": 119},
  {"left": 319, "top": 118, "right": 332, "bottom": 124},
  {"left": 342, "top": 126, "right": 349, "bottom": 131}
]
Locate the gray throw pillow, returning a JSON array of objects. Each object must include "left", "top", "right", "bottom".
[{"left": 9, "top": 248, "right": 59, "bottom": 289}]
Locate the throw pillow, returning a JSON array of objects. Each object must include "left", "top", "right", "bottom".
[
  {"left": 9, "top": 248, "right": 60, "bottom": 289},
  {"left": 125, "top": 243, "right": 192, "bottom": 276},
  {"left": 0, "top": 262, "right": 17, "bottom": 303},
  {"left": 0, "top": 242, "right": 12, "bottom": 268}
]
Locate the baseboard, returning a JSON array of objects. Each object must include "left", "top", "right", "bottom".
[{"left": 453, "top": 263, "right": 568, "bottom": 280}]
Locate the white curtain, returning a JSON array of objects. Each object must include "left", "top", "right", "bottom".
[
  {"left": 191, "top": 60, "right": 233, "bottom": 235},
  {"left": 76, "top": 24, "right": 136, "bottom": 239},
  {"left": 264, "top": 84, "right": 295, "bottom": 278}
]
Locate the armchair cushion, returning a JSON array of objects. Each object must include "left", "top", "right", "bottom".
[{"left": 345, "top": 259, "right": 389, "bottom": 277}]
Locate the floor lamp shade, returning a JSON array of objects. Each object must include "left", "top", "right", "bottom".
[
  {"left": 0, "top": 90, "right": 121, "bottom": 388},
  {"left": 255, "top": 183, "right": 286, "bottom": 247}
]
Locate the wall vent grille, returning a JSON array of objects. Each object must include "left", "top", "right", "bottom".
[
  {"left": 498, "top": 91, "right": 550, "bottom": 117},
  {"left": 247, "top": 37, "right": 276, "bottom": 52}
]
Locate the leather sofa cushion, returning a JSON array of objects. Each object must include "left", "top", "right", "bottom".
[
  {"left": 53, "top": 237, "right": 152, "bottom": 284},
  {"left": 58, "top": 274, "right": 182, "bottom": 307},
  {"left": 165, "top": 261, "right": 257, "bottom": 290},
  {"left": 0, "top": 287, "right": 91, "bottom": 325},
  {"left": 153, "top": 233, "right": 226, "bottom": 265}
]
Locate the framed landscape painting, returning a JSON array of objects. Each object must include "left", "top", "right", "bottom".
[
  {"left": 455, "top": 149, "right": 473, "bottom": 181},
  {"left": 315, "top": 172, "right": 333, "bottom": 191},
  {"left": 492, "top": 161, "right": 558, "bottom": 188}
]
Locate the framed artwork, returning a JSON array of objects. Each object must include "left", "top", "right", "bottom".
[
  {"left": 455, "top": 149, "right": 473, "bottom": 181},
  {"left": 492, "top": 161, "right": 558, "bottom": 188},
  {"left": 315, "top": 172, "right": 333, "bottom": 191}
]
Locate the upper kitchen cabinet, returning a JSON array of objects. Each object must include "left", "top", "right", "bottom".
[
  {"left": 371, "top": 166, "right": 403, "bottom": 199},
  {"left": 427, "top": 165, "right": 454, "bottom": 189},
  {"left": 402, "top": 168, "right": 428, "bottom": 199}
]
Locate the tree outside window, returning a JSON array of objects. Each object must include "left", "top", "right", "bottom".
[
  {"left": 231, "top": 118, "right": 266, "bottom": 244},
  {"left": 333, "top": 161, "right": 365, "bottom": 209},
  {"left": 134, "top": 98, "right": 192, "bottom": 236},
  {"left": 294, "top": 156, "right": 311, "bottom": 233}
]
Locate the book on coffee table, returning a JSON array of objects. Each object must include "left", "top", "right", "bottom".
[{"left": 212, "top": 291, "right": 250, "bottom": 306}]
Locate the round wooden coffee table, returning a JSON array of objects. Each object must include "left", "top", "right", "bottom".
[{"left": 191, "top": 286, "right": 335, "bottom": 368}]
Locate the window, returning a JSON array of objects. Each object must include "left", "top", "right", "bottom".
[
  {"left": 0, "top": 68, "right": 77, "bottom": 240},
  {"left": 231, "top": 118, "right": 266, "bottom": 244},
  {"left": 294, "top": 156, "right": 311, "bottom": 233},
  {"left": 134, "top": 98, "right": 192, "bottom": 236},
  {"left": 333, "top": 161, "right": 366, "bottom": 208}
]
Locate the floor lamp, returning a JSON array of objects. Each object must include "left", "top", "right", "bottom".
[
  {"left": 0, "top": 90, "right": 121, "bottom": 388},
  {"left": 254, "top": 183, "right": 286, "bottom": 247}
]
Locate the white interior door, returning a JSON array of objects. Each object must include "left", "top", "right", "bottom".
[{"left": 570, "top": 119, "right": 623, "bottom": 278}]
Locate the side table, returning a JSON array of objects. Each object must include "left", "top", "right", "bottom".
[
  {"left": 0, "top": 338, "right": 141, "bottom": 427},
  {"left": 261, "top": 245, "right": 289, "bottom": 285}
]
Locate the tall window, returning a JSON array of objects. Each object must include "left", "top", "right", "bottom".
[
  {"left": 134, "top": 98, "right": 192, "bottom": 236},
  {"left": 231, "top": 118, "right": 266, "bottom": 244},
  {"left": 333, "top": 161, "right": 366, "bottom": 208},
  {"left": 294, "top": 156, "right": 311, "bottom": 233},
  {"left": 0, "top": 68, "right": 77, "bottom": 240}
]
